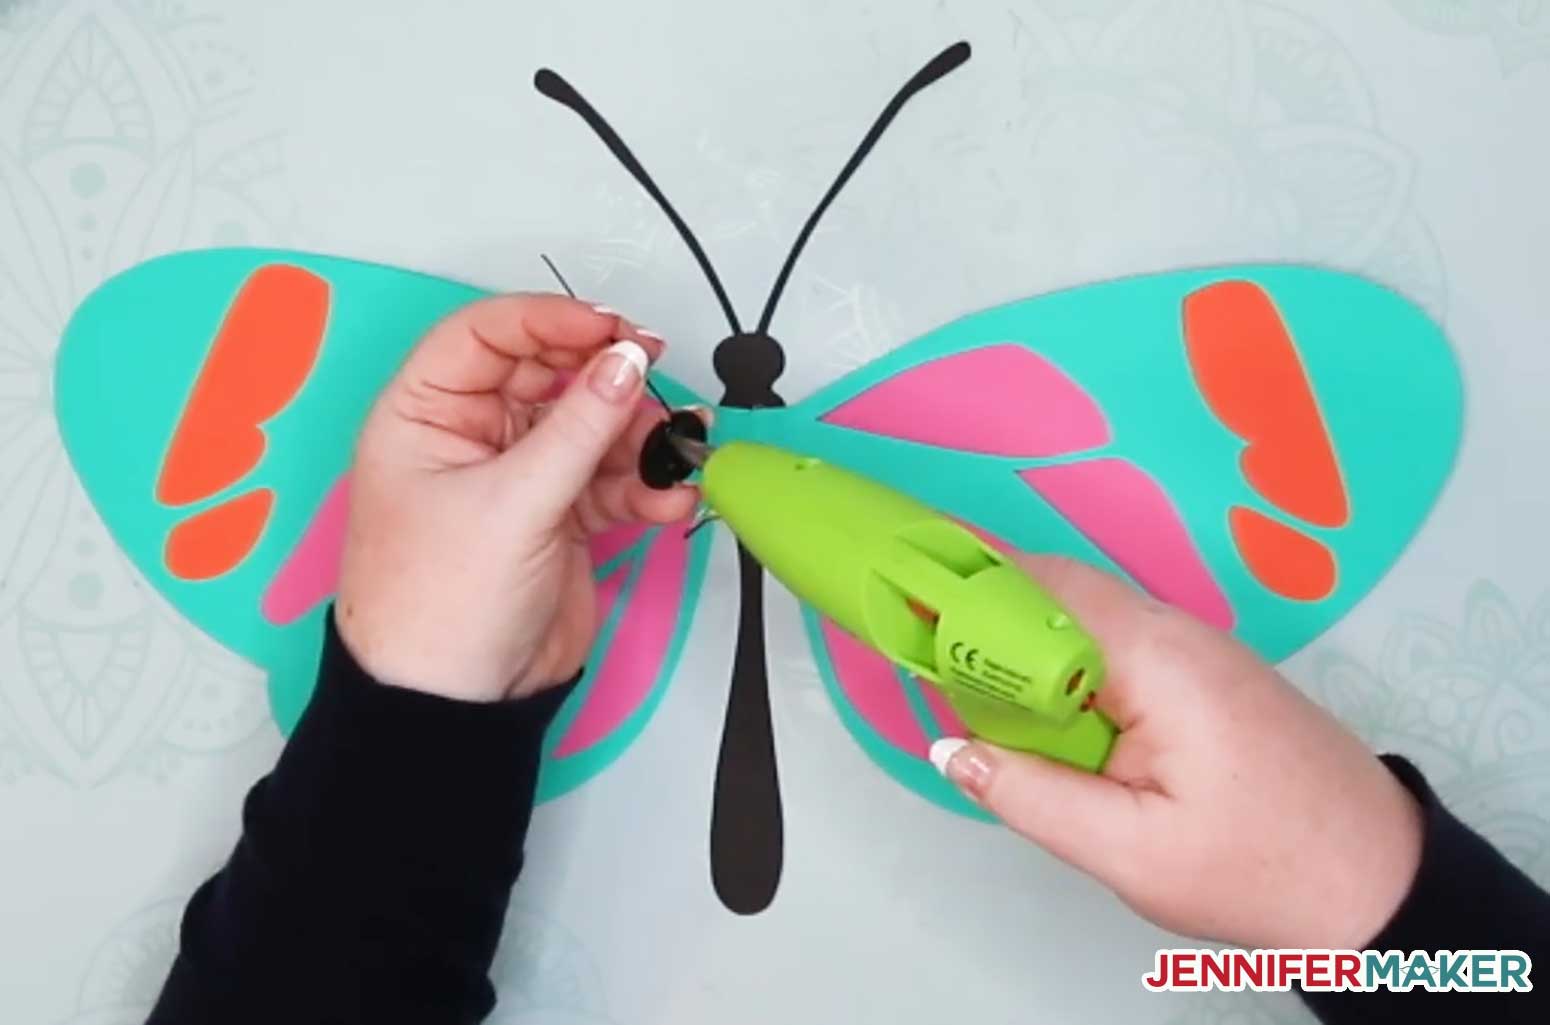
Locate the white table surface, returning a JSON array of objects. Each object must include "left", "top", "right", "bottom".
[{"left": 2, "top": 1, "right": 1549, "bottom": 1022}]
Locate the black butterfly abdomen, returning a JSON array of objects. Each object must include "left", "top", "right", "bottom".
[{"left": 706, "top": 329, "right": 787, "bottom": 914}]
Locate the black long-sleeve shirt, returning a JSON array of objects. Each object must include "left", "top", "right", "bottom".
[{"left": 147, "top": 612, "right": 1550, "bottom": 1023}]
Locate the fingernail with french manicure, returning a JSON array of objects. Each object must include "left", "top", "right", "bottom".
[
  {"left": 590, "top": 340, "right": 649, "bottom": 402},
  {"left": 637, "top": 327, "right": 665, "bottom": 342},
  {"left": 592, "top": 304, "right": 617, "bottom": 316},
  {"left": 929, "top": 737, "right": 993, "bottom": 799}
]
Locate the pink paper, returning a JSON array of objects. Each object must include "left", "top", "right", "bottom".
[
  {"left": 554, "top": 525, "right": 690, "bottom": 758},
  {"left": 590, "top": 521, "right": 649, "bottom": 569},
  {"left": 1020, "top": 460, "right": 1234, "bottom": 629},
  {"left": 822, "top": 619, "right": 931, "bottom": 757},
  {"left": 822, "top": 345, "right": 1110, "bottom": 457},
  {"left": 262, "top": 474, "right": 350, "bottom": 625}
]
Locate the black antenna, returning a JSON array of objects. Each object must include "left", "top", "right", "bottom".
[
  {"left": 540, "top": 253, "right": 674, "bottom": 414},
  {"left": 756, "top": 41, "right": 971, "bottom": 334},
  {"left": 536, "top": 69, "right": 744, "bottom": 335}
]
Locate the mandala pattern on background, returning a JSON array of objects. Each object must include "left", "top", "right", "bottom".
[
  {"left": 1311, "top": 581, "right": 1550, "bottom": 884},
  {"left": 903, "top": 0, "right": 1449, "bottom": 324},
  {"left": 1390, "top": 0, "right": 1550, "bottom": 74},
  {"left": 0, "top": 0, "right": 288, "bottom": 785},
  {"left": 59, "top": 898, "right": 180, "bottom": 1025}
]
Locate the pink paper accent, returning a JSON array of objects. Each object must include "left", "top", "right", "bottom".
[
  {"left": 261, "top": 474, "right": 350, "bottom": 625},
  {"left": 554, "top": 524, "right": 690, "bottom": 758},
  {"left": 594, "top": 563, "right": 627, "bottom": 630},
  {"left": 920, "top": 683, "right": 968, "bottom": 739},
  {"left": 821, "top": 619, "right": 929, "bottom": 757},
  {"left": 1020, "top": 460, "right": 1235, "bottom": 629},
  {"left": 821, "top": 345, "right": 1110, "bottom": 457},
  {"left": 589, "top": 522, "right": 649, "bottom": 569}
]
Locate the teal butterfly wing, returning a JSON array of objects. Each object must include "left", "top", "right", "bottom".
[
  {"left": 714, "top": 265, "right": 1461, "bottom": 814},
  {"left": 55, "top": 248, "right": 712, "bottom": 799},
  {"left": 57, "top": 249, "right": 464, "bottom": 724}
]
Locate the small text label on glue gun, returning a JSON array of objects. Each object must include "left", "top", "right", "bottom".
[{"left": 947, "top": 645, "right": 1036, "bottom": 705}]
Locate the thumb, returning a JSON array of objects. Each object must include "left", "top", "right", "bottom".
[
  {"left": 508, "top": 340, "right": 651, "bottom": 513},
  {"left": 930, "top": 737, "right": 1141, "bottom": 886}
]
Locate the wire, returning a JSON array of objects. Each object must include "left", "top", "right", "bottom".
[{"left": 539, "top": 253, "right": 674, "bottom": 414}]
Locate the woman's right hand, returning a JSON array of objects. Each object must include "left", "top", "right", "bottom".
[{"left": 931, "top": 555, "right": 1424, "bottom": 950}]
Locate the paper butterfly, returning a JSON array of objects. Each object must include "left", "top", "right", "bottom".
[{"left": 54, "top": 41, "right": 1462, "bottom": 916}]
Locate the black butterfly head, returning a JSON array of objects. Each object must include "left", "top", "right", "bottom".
[{"left": 713, "top": 332, "right": 787, "bottom": 409}]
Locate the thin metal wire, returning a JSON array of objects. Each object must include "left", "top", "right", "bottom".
[
  {"left": 539, "top": 253, "right": 673, "bottom": 414},
  {"left": 540, "top": 253, "right": 574, "bottom": 295},
  {"left": 684, "top": 508, "right": 720, "bottom": 539}
]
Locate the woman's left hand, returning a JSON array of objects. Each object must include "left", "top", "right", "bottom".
[{"left": 335, "top": 293, "right": 698, "bottom": 702}]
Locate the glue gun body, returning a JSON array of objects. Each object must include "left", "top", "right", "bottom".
[{"left": 699, "top": 441, "right": 1116, "bottom": 772}]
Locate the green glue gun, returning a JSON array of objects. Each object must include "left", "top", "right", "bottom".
[{"left": 684, "top": 439, "right": 1117, "bottom": 772}]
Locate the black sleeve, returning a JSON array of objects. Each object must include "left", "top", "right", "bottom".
[
  {"left": 146, "top": 607, "right": 575, "bottom": 1025},
  {"left": 1300, "top": 754, "right": 1549, "bottom": 1023}
]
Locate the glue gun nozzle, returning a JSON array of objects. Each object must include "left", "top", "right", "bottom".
[{"left": 668, "top": 435, "right": 714, "bottom": 469}]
